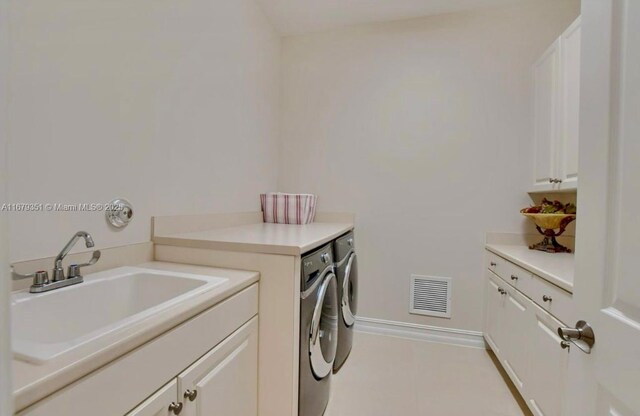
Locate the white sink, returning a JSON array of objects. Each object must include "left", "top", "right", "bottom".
[{"left": 11, "top": 266, "right": 228, "bottom": 363}]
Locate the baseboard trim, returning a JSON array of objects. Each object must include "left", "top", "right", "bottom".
[{"left": 355, "top": 317, "right": 486, "bottom": 349}]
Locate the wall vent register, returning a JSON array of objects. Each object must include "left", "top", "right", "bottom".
[{"left": 409, "top": 275, "right": 452, "bottom": 318}]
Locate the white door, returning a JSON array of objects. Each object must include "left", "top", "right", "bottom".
[
  {"left": 126, "top": 380, "right": 178, "bottom": 416},
  {"left": 178, "top": 317, "right": 258, "bottom": 416},
  {"left": 558, "top": 18, "right": 581, "bottom": 190},
  {"left": 565, "top": 1, "right": 640, "bottom": 415},
  {"left": 532, "top": 39, "right": 561, "bottom": 191}
]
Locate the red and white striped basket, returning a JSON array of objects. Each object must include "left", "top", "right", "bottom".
[{"left": 260, "top": 193, "right": 317, "bottom": 225}]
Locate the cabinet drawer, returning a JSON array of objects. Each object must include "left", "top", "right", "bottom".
[
  {"left": 486, "top": 252, "right": 505, "bottom": 277},
  {"left": 528, "top": 275, "right": 573, "bottom": 325},
  {"left": 501, "top": 260, "right": 534, "bottom": 294}
]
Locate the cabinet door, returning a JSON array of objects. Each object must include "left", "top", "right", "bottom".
[
  {"left": 526, "top": 307, "right": 569, "bottom": 416},
  {"left": 178, "top": 317, "right": 258, "bottom": 416},
  {"left": 484, "top": 272, "right": 507, "bottom": 356},
  {"left": 558, "top": 18, "right": 581, "bottom": 190},
  {"left": 532, "top": 39, "right": 561, "bottom": 191},
  {"left": 125, "top": 380, "right": 178, "bottom": 416},
  {"left": 500, "top": 288, "right": 531, "bottom": 393}
]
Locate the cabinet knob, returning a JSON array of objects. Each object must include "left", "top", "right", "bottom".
[
  {"left": 510, "top": 275, "right": 518, "bottom": 281},
  {"left": 497, "top": 287, "right": 507, "bottom": 295},
  {"left": 549, "top": 178, "right": 555, "bottom": 183},
  {"left": 184, "top": 389, "right": 198, "bottom": 402},
  {"left": 542, "top": 295, "right": 553, "bottom": 302},
  {"left": 168, "top": 402, "right": 183, "bottom": 415},
  {"left": 490, "top": 262, "right": 497, "bottom": 267},
  {"left": 560, "top": 341, "right": 571, "bottom": 350}
]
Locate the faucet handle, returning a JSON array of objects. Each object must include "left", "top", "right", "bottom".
[
  {"left": 11, "top": 267, "right": 49, "bottom": 287},
  {"left": 68, "top": 250, "right": 101, "bottom": 278}
]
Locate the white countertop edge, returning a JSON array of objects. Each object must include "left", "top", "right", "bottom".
[
  {"left": 13, "top": 262, "right": 259, "bottom": 411},
  {"left": 485, "top": 244, "right": 574, "bottom": 293},
  {"left": 153, "top": 223, "right": 355, "bottom": 256}
]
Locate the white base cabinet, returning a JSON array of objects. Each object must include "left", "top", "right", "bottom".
[
  {"left": 484, "top": 253, "right": 572, "bottom": 416},
  {"left": 126, "top": 318, "right": 258, "bottom": 416},
  {"left": 18, "top": 284, "right": 259, "bottom": 416},
  {"left": 178, "top": 317, "right": 258, "bottom": 416}
]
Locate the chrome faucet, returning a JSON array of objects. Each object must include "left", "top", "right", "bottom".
[
  {"left": 12, "top": 231, "right": 101, "bottom": 293},
  {"left": 53, "top": 231, "right": 95, "bottom": 282}
]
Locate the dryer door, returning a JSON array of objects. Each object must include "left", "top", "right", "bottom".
[
  {"left": 309, "top": 272, "right": 338, "bottom": 379},
  {"left": 341, "top": 252, "right": 358, "bottom": 327}
]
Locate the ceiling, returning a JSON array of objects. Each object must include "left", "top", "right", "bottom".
[{"left": 257, "top": 0, "right": 535, "bottom": 35}]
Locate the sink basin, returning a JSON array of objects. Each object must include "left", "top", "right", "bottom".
[{"left": 11, "top": 266, "right": 228, "bottom": 363}]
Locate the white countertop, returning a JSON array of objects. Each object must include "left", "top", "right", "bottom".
[
  {"left": 153, "top": 222, "right": 354, "bottom": 255},
  {"left": 485, "top": 244, "right": 574, "bottom": 292},
  {"left": 13, "top": 262, "right": 259, "bottom": 411}
]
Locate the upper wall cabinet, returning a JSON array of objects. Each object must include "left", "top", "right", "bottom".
[{"left": 532, "top": 17, "right": 581, "bottom": 193}]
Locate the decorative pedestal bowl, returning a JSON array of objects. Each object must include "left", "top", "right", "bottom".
[{"left": 522, "top": 213, "right": 576, "bottom": 253}]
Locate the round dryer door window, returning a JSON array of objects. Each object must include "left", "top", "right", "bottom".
[
  {"left": 309, "top": 272, "right": 338, "bottom": 379},
  {"left": 341, "top": 253, "right": 358, "bottom": 327}
]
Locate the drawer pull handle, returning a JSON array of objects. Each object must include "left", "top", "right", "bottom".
[
  {"left": 543, "top": 295, "right": 553, "bottom": 302},
  {"left": 510, "top": 275, "right": 518, "bottom": 281},
  {"left": 560, "top": 341, "right": 571, "bottom": 350},
  {"left": 498, "top": 287, "right": 507, "bottom": 295},
  {"left": 184, "top": 389, "right": 198, "bottom": 402},
  {"left": 169, "top": 402, "right": 184, "bottom": 415},
  {"left": 490, "top": 262, "right": 497, "bottom": 267}
]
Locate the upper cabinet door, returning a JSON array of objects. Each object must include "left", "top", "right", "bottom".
[
  {"left": 558, "top": 18, "right": 581, "bottom": 190},
  {"left": 177, "top": 317, "right": 258, "bottom": 416},
  {"left": 532, "top": 39, "right": 561, "bottom": 192},
  {"left": 531, "top": 18, "right": 582, "bottom": 193}
]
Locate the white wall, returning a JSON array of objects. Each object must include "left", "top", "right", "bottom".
[
  {"left": 7, "top": 0, "right": 281, "bottom": 262},
  {"left": 280, "top": 1, "right": 580, "bottom": 331},
  {"left": 0, "top": 0, "right": 13, "bottom": 415},
  {"left": 0, "top": 0, "right": 12, "bottom": 410}
]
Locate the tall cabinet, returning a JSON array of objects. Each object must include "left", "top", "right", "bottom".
[{"left": 532, "top": 17, "right": 581, "bottom": 192}]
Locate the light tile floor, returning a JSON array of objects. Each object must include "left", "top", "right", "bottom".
[{"left": 324, "top": 332, "right": 532, "bottom": 416}]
